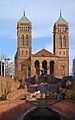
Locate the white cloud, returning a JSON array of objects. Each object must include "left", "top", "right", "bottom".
[{"left": 0, "top": 0, "right": 75, "bottom": 38}]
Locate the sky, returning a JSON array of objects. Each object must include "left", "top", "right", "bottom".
[{"left": 0, "top": 0, "right": 75, "bottom": 75}]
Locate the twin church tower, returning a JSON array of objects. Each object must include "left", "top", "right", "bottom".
[{"left": 15, "top": 11, "right": 69, "bottom": 80}]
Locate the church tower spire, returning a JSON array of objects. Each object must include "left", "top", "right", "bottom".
[
  {"left": 23, "top": 11, "right": 25, "bottom": 16},
  {"left": 60, "top": 9, "right": 62, "bottom": 17},
  {"left": 15, "top": 12, "right": 32, "bottom": 80},
  {"left": 53, "top": 12, "right": 69, "bottom": 77},
  {"left": 53, "top": 11, "right": 69, "bottom": 57}
]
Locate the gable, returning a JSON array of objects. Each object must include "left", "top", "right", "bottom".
[{"left": 32, "top": 49, "right": 55, "bottom": 57}]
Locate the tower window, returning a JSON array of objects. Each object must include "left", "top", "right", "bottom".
[
  {"left": 63, "top": 51, "right": 65, "bottom": 55},
  {"left": 25, "top": 35, "right": 29, "bottom": 46},
  {"left": 59, "top": 51, "right": 61, "bottom": 55},
  {"left": 28, "top": 27, "right": 30, "bottom": 31},
  {"left": 58, "top": 28, "right": 61, "bottom": 32},
  {"left": 21, "top": 50, "right": 24, "bottom": 56},
  {"left": 26, "top": 27, "right": 30, "bottom": 31},
  {"left": 59, "top": 35, "right": 62, "bottom": 48},
  {"left": 61, "top": 28, "right": 64, "bottom": 32},
  {"left": 63, "top": 36, "right": 66, "bottom": 48},
  {"left": 26, "top": 50, "right": 28, "bottom": 55},
  {"left": 21, "top": 35, "right": 25, "bottom": 47},
  {"left": 65, "top": 28, "right": 68, "bottom": 32}
]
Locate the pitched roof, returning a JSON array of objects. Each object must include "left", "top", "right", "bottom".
[
  {"left": 18, "top": 12, "right": 31, "bottom": 23},
  {"left": 55, "top": 10, "right": 68, "bottom": 25},
  {"left": 32, "top": 49, "right": 55, "bottom": 57},
  {"left": 56, "top": 16, "right": 68, "bottom": 24}
]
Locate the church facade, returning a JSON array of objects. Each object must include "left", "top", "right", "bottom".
[{"left": 15, "top": 12, "right": 69, "bottom": 80}]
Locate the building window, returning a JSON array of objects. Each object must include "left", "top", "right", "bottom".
[
  {"left": 21, "top": 35, "right": 24, "bottom": 47},
  {"left": 26, "top": 50, "right": 28, "bottom": 55},
  {"left": 61, "top": 28, "right": 64, "bottom": 32},
  {"left": 59, "top": 35, "right": 62, "bottom": 48},
  {"left": 63, "top": 51, "right": 65, "bottom": 55},
  {"left": 21, "top": 50, "right": 24, "bottom": 56},
  {"left": 26, "top": 27, "right": 28, "bottom": 31},
  {"left": 58, "top": 28, "right": 61, "bottom": 32},
  {"left": 65, "top": 27, "right": 68, "bottom": 32},
  {"left": 63, "top": 36, "right": 66, "bottom": 48},
  {"left": 59, "top": 51, "right": 61, "bottom": 55},
  {"left": 28, "top": 27, "right": 30, "bottom": 31},
  {"left": 25, "top": 35, "right": 29, "bottom": 46}
]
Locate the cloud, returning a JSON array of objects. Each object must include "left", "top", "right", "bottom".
[{"left": 0, "top": 0, "right": 75, "bottom": 38}]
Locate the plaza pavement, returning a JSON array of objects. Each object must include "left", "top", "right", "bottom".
[{"left": 0, "top": 99, "right": 75, "bottom": 120}]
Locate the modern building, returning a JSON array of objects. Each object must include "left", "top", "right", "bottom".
[
  {"left": 0, "top": 57, "right": 14, "bottom": 78},
  {"left": 15, "top": 11, "right": 69, "bottom": 80},
  {"left": 5, "top": 61, "right": 15, "bottom": 79},
  {"left": 0, "top": 60, "right": 5, "bottom": 77}
]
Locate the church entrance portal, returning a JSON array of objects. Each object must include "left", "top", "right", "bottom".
[
  {"left": 50, "top": 61, "right": 54, "bottom": 75},
  {"left": 42, "top": 60, "right": 47, "bottom": 75},
  {"left": 35, "top": 60, "right": 40, "bottom": 75}
]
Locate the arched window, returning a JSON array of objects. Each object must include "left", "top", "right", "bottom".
[
  {"left": 59, "top": 35, "right": 62, "bottom": 48},
  {"left": 21, "top": 50, "right": 24, "bottom": 56},
  {"left": 26, "top": 27, "right": 27, "bottom": 31},
  {"left": 35, "top": 60, "right": 40, "bottom": 75},
  {"left": 26, "top": 50, "right": 28, "bottom": 55},
  {"left": 21, "top": 35, "right": 24, "bottom": 46},
  {"left": 63, "top": 36, "right": 66, "bottom": 48},
  {"left": 50, "top": 60, "right": 54, "bottom": 75},
  {"left": 42, "top": 60, "right": 47, "bottom": 75},
  {"left": 25, "top": 35, "right": 28, "bottom": 46}
]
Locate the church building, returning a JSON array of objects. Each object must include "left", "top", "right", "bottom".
[{"left": 15, "top": 11, "right": 69, "bottom": 81}]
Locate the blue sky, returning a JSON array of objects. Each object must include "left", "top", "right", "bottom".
[{"left": 0, "top": 0, "right": 75, "bottom": 75}]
